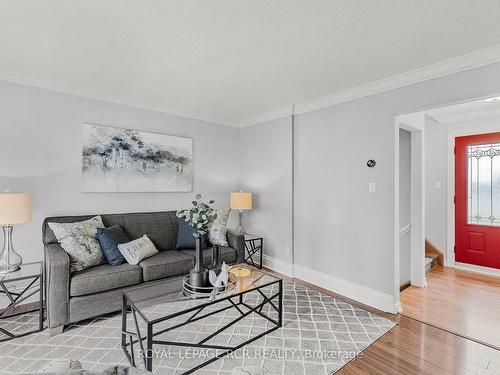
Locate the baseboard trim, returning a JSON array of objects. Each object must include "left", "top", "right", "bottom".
[
  {"left": 262, "top": 255, "right": 398, "bottom": 313},
  {"left": 261, "top": 254, "right": 294, "bottom": 277},
  {"left": 453, "top": 262, "right": 500, "bottom": 278}
]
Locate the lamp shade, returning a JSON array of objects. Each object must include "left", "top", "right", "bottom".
[
  {"left": 0, "top": 192, "right": 32, "bottom": 225},
  {"left": 230, "top": 192, "right": 252, "bottom": 210}
]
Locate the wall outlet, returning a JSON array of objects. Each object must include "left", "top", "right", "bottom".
[
  {"left": 434, "top": 182, "right": 441, "bottom": 190},
  {"left": 284, "top": 246, "right": 291, "bottom": 256}
]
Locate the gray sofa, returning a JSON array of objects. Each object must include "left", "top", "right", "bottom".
[{"left": 42, "top": 211, "right": 245, "bottom": 335}]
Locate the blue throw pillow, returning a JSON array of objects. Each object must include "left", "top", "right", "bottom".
[
  {"left": 176, "top": 218, "right": 207, "bottom": 250},
  {"left": 96, "top": 225, "right": 128, "bottom": 266}
]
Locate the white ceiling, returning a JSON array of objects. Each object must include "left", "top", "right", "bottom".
[{"left": 2, "top": 1, "right": 500, "bottom": 127}]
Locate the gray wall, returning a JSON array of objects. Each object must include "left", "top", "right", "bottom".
[
  {"left": 239, "top": 118, "right": 293, "bottom": 264},
  {"left": 293, "top": 62, "right": 500, "bottom": 295},
  {"left": 0, "top": 80, "right": 240, "bottom": 263},
  {"left": 5, "top": 60, "right": 500, "bottom": 307},
  {"left": 425, "top": 116, "right": 447, "bottom": 252},
  {"left": 399, "top": 129, "right": 411, "bottom": 285},
  {"left": 244, "top": 61, "right": 500, "bottom": 299}
]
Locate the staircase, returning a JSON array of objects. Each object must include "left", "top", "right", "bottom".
[
  {"left": 425, "top": 255, "right": 438, "bottom": 272},
  {"left": 425, "top": 239, "right": 443, "bottom": 272}
]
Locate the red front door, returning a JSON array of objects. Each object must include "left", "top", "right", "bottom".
[{"left": 455, "top": 132, "right": 500, "bottom": 269}]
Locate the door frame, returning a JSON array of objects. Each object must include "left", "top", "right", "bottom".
[
  {"left": 394, "top": 112, "right": 426, "bottom": 312},
  {"left": 446, "top": 123, "right": 500, "bottom": 277}
]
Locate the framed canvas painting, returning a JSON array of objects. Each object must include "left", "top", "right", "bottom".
[{"left": 82, "top": 124, "right": 192, "bottom": 192}]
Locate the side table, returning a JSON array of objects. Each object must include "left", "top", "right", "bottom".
[
  {"left": 0, "top": 262, "right": 44, "bottom": 341},
  {"left": 244, "top": 234, "right": 263, "bottom": 269}
]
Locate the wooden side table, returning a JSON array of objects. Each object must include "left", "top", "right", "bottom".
[
  {"left": 0, "top": 262, "right": 44, "bottom": 341},
  {"left": 244, "top": 234, "right": 263, "bottom": 269}
]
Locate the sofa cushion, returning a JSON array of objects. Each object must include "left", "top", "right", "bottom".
[
  {"left": 180, "top": 246, "right": 237, "bottom": 267},
  {"left": 48, "top": 216, "right": 106, "bottom": 272},
  {"left": 70, "top": 262, "right": 143, "bottom": 297},
  {"left": 139, "top": 250, "right": 195, "bottom": 282},
  {"left": 118, "top": 235, "right": 159, "bottom": 265},
  {"left": 175, "top": 218, "right": 208, "bottom": 250},
  {"left": 96, "top": 225, "right": 128, "bottom": 266}
]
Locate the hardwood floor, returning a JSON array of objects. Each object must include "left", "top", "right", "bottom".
[
  {"left": 400, "top": 266, "right": 500, "bottom": 350},
  {"left": 291, "top": 266, "right": 500, "bottom": 374},
  {"left": 337, "top": 315, "right": 500, "bottom": 375}
]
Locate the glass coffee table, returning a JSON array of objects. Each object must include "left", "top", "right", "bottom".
[{"left": 121, "top": 264, "right": 283, "bottom": 374}]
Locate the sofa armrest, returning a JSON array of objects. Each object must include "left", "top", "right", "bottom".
[
  {"left": 227, "top": 229, "right": 245, "bottom": 263},
  {"left": 44, "top": 243, "right": 70, "bottom": 329}
]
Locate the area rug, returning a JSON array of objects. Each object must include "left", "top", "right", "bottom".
[{"left": 0, "top": 281, "right": 395, "bottom": 374}]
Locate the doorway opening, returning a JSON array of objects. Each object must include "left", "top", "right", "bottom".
[
  {"left": 398, "top": 96, "right": 500, "bottom": 350},
  {"left": 394, "top": 112, "right": 426, "bottom": 311}
]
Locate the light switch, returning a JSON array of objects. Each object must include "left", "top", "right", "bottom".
[
  {"left": 369, "top": 182, "right": 376, "bottom": 193},
  {"left": 434, "top": 182, "right": 441, "bottom": 190}
]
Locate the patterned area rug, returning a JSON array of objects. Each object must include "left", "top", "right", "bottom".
[{"left": 0, "top": 281, "right": 395, "bottom": 374}]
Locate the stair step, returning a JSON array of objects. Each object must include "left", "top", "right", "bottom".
[{"left": 425, "top": 255, "right": 437, "bottom": 272}]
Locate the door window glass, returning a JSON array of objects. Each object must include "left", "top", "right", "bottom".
[{"left": 468, "top": 143, "right": 500, "bottom": 225}]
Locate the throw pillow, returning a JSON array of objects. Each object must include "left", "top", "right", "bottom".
[
  {"left": 209, "top": 208, "right": 231, "bottom": 246},
  {"left": 48, "top": 216, "right": 106, "bottom": 272},
  {"left": 176, "top": 218, "right": 208, "bottom": 250},
  {"left": 96, "top": 225, "right": 129, "bottom": 266},
  {"left": 118, "top": 235, "right": 159, "bottom": 265}
]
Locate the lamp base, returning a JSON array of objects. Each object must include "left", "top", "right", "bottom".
[
  {"left": 0, "top": 225, "right": 23, "bottom": 275},
  {"left": 236, "top": 211, "right": 246, "bottom": 235}
]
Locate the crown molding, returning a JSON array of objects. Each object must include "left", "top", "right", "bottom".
[
  {"left": 3, "top": 44, "right": 500, "bottom": 128},
  {"left": 237, "top": 44, "right": 500, "bottom": 127},
  {"left": 0, "top": 69, "right": 236, "bottom": 127}
]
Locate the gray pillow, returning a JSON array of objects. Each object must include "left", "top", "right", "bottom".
[
  {"left": 209, "top": 209, "right": 231, "bottom": 246},
  {"left": 48, "top": 216, "right": 106, "bottom": 272}
]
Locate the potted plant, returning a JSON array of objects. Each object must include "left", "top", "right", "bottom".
[{"left": 177, "top": 194, "right": 217, "bottom": 288}]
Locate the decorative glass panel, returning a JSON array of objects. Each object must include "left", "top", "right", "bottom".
[{"left": 468, "top": 143, "right": 500, "bottom": 226}]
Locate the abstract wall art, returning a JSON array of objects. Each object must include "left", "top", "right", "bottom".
[{"left": 82, "top": 124, "right": 192, "bottom": 192}]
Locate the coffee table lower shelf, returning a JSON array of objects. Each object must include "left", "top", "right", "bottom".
[{"left": 121, "top": 279, "right": 283, "bottom": 374}]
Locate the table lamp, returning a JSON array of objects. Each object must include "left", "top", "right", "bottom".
[
  {"left": 0, "top": 192, "right": 32, "bottom": 274},
  {"left": 230, "top": 191, "right": 252, "bottom": 234}
]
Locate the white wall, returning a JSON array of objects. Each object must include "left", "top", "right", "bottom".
[
  {"left": 425, "top": 116, "right": 447, "bottom": 252},
  {"left": 0, "top": 81, "right": 240, "bottom": 263},
  {"left": 399, "top": 129, "right": 411, "bottom": 285},
  {"left": 239, "top": 117, "right": 293, "bottom": 267}
]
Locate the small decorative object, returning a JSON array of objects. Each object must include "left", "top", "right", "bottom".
[
  {"left": 367, "top": 159, "right": 376, "bottom": 168},
  {"left": 230, "top": 265, "right": 253, "bottom": 290},
  {"left": 230, "top": 191, "right": 253, "bottom": 234},
  {"left": 208, "top": 262, "right": 229, "bottom": 300},
  {"left": 82, "top": 124, "right": 192, "bottom": 192},
  {"left": 0, "top": 192, "right": 32, "bottom": 274},
  {"left": 229, "top": 266, "right": 252, "bottom": 278},
  {"left": 177, "top": 194, "right": 217, "bottom": 288}
]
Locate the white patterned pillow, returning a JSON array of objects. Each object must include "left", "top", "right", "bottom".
[
  {"left": 118, "top": 235, "right": 159, "bottom": 265},
  {"left": 48, "top": 216, "right": 106, "bottom": 272},
  {"left": 209, "top": 209, "right": 231, "bottom": 246}
]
